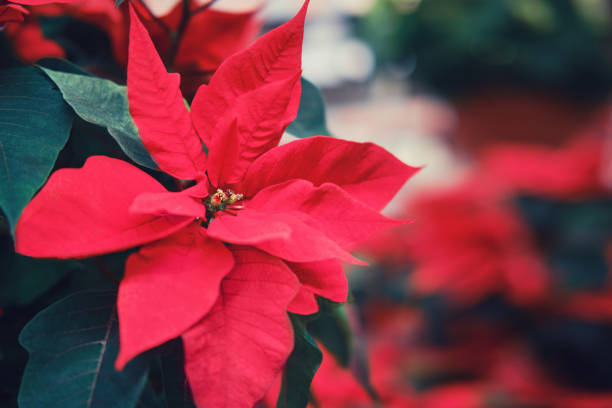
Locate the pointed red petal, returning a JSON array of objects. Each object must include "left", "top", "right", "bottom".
[
  {"left": 206, "top": 209, "right": 292, "bottom": 244},
  {"left": 182, "top": 246, "right": 299, "bottom": 408},
  {"left": 15, "top": 156, "right": 192, "bottom": 259},
  {"left": 115, "top": 225, "right": 233, "bottom": 369},
  {"left": 287, "top": 258, "right": 349, "bottom": 315},
  {"left": 210, "top": 0, "right": 307, "bottom": 93},
  {"left": 192, "top": 1, "right": 307, "bottom": 140},
  {"left": 130, "top": 191, "right": 206, "bottom": 218},
  {"left": 287, "top": 286, "right": 319, "bottom": 315},
  {"left": 287, "top": 259, "right": 348, "bottom": 304},
  {"left": 241, "top": 136, "right": 420, "bottom": 211},
  {"left": 205, "top": 116, "right": 240, "bottom": 188},
  {"left": 191, "top": 1, "right": 307, "bottom": 185},
  {"left": 207, "top": 209, "right": 366, "bottom": 265},
  {"left": 249, "top": 179, "right": 409, "bottom": 250},
  {"left": 128, "top": 4, "right": 206, "bottom": 180},
  {"left": 202, "top": 75, "right": 301, "bottom": 186}
]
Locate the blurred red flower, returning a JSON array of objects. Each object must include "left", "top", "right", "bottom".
[
  {"left": 480, "top": 137, "right": 608, "bottom": 199},
  {"left": 405, "top": 180, "right": 549, "bottom": 306},
  {"left": 0, "top": 3, "right": 28, "bottom": 25}
]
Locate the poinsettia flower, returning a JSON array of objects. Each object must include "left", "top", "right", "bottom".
[
  {"left": 403, "top": 179, "right": 549, "bottom": 306},
  {"left": 362, "top": 176, "right": 550, "bottom": 306},
  {"left": 15, "top": 1, "right": 417, "bottom": 406}
]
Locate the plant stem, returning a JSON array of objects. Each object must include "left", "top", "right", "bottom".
[
  {"left": 165, "top": 0, "right": 192, "bottom": 69},
  {"left": 135, "top": 0, "right": 171, "bottom": 35}
]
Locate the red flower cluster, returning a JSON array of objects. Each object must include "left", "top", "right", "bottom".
[
  {"left": 346, "top": 132, "right": 612, "bottom": 407},
  {"left": 363, "top": 133, "right": 610, "bottom": 307},
  {"left": 361, "top": 180, "right": 549, "bottom": 306},
  {"left": 296, "top": 305, "right": 612, "bottom": 408},
  {"left": 15, "top": 2, "right": 417, "bottom": 406}
]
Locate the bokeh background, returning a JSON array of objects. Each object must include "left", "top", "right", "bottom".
[
  {"left": 271, "top": 0, "right": 612, "bottom": 406},
  {"left": 3, "top": 0, "right": 612, "bottom": 406}
]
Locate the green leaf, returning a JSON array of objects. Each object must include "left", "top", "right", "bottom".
[
  {"left": 18, "top": 291, "right": 149, "bottom": 408},
  {"left": 136, "top": 340, "right": 196, "bottom": 408},
  {"left": 39, "top": 66, "right": 158, "bottom": 170},
  {"left": 309, "top": 301, "right": 379, "bottom": 401},
  {"left": 0, "top": 67, "right": 73, "bottom": 233},
  {"left": 287, "top": 78, "right": 331, "bottom": 138},
  {"left": 277, "top": 315, "right": 322, "bottom": 408},
  {"left": 308, "top": 300, "right": 351, "bottom": 366},
  {"left": 115, "top": 0, "right": 127, "bottom": 6},
  {"left": 0, "top": 235, "right": 72, "bottom": 307}
]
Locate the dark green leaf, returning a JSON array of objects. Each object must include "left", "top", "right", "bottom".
[
  {"left": 308, "top": 300, "right": 351, "bottom": 366},
  {"left": 0, "top": 305, "right": 40, "bottom": 406},
  {"left": 18, "top": 291, "right": 149, "bottom": 408},
  {"left": 136, "top": 339, "right": 196, "bottom": 408},
  {"left": 345, "top": 304, "right": 379, "bottom": 403},
  {"left": 39, "top": 66, "right": 158, "bottom": 170},
  {"left": 287, "top": 78, "right": 331, "bottom": 138},
  {"left": 0, "top": 34, "right": 20, "bottom": 69},
  {"left": 0, "top": 235, "right": 71, "bottom": 307},
  {"left": 38, "top": 58, "right": 93, "bottom": 76},
  {"left": 158, "top": 340, "right": 196, "bottom": 408},
  {"left": 137, "top": 385, "right": 165, "bottom": 408},
  {"left": 309, "top": 301, "right": 378, "bottom": 401},
  {"left": 115, "top": 0, "right": 127, "bottom": 7},
  {"left": 277, "top": 315, "right": 322, "bottom": 408},
  {"left": 0, "top": 67, "right": 73, "bottom": 233}
]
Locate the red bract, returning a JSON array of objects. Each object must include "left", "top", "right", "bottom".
[
  {"left": 3, "top": 16, "right": 65, "bottom": 61},
  {"left": 15, "top": 1, "right": 417, "bottom": 406},
  {"left": 405, "top": 180, "right": 549, "bottom": 306},
  {"left": 480, "top": 138, "right": 608, "bottom": 199},
  {"left": 0, "top": 4, "right": 28, "bottom": 25}
]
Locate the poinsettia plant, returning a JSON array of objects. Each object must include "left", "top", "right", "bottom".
[{"left": 0, "top": 1, "right": 416, "bottom": 407}]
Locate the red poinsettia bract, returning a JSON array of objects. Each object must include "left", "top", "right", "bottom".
[
  {"left": 15, "top": 1, "right": 417, "bottom": 406},
  {"left": 404, "top": 181, "right": 549, "bottom": 306},
  {"left": 479, "top": 137, "right": 607, "bottom": 199}
]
